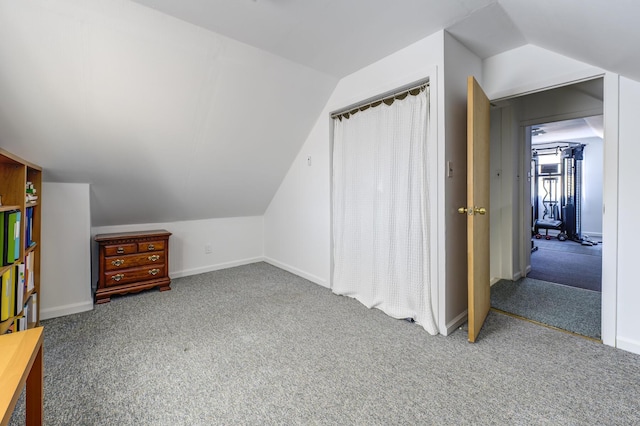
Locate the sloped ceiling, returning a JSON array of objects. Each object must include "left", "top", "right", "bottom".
[
  {"left": 0, "top": 0, "right": 337, "bottom": 226},
  {"left": 129, "top": 0, "right": 497, "bottom": 77},
  {"left": 0, "top": 0, "right": 638, "bottom": 226},
  {"left": 132, "top": 0, "right": 640, "bottom": 82},
  {"left": 499, "top": 0, "right": 640, "bottom": 82}
]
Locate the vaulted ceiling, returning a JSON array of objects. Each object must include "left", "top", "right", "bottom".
[
  {"left": 0, "top": 0, "right": 637, "bottom": 226},
  {"left": 131, "top": 0, "right": 640, "bottom": 81}
]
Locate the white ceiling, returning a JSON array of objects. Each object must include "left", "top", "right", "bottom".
[
  {"left": 131, "top": 0, "right": 640, "bottom": 81},
  {"left": 532, "top": 116, "right": 604, "bottom": 145},
  {"left": 526, "top": 78, "right": 604, "bottom": 144},
  {"left": 499, "top": 0, "right": 640, "bottom": 82},
  {"left": 130, "top": 0, "right": 497, "bottom": 77}
]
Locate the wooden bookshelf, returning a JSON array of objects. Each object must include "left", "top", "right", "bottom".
[{"left": 0, "top": 148, "right": 41, "bottom": 335}]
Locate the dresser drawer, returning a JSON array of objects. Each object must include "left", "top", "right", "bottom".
[
  {"left": 138, "top": 240, "right": 165, "bottom": 252},
  {"left": 104, "top": 243, "right": 137, "bottom": 256},
  {"left": 104, "top": 251, "right": 165, "bottom": 271},
  {"left": 104, "top": 265, "right": 166, "bottom": 287}
]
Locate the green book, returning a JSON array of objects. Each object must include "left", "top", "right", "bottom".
[
  {"left": 0, "top": 211, "right": 4, "bottom": 266},
  {"left": 5, "top": 210, "right": 18, "bottom": 265}
]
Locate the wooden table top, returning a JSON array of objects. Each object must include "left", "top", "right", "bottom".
[{"left": 0, "top": 327, "right": 44, "bottom": 426}]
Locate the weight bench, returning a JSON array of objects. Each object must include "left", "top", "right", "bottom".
[{"left": 534, "top": 218, "right": 566, "bottom": 240}]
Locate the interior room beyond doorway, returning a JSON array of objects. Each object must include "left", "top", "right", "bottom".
[
  {"left": 529, "top": 116, "right": 603, "bottom": 292},
  {"left": 489, "top": 78, "right": 604, "bottom": 340}
]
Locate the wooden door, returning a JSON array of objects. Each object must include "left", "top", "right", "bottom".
[{"left": 465, "top": 76, "right": 491, "bottom": 343}]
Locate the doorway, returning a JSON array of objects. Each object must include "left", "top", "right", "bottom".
[{"left": 489, "top": 78, "right": 604, "bottom": 340}]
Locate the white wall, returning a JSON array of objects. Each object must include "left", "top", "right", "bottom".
[
  {"left": 40, "top": 183, "right": 93, "bottom": 319},
  {"left": 92, "top": 216, "right": 264, "bottom": 285},
  {"left": 264, "top": 32, "right": 446, "bottom": 289},
  {"left": 489, "top": 104, "right": 520, "bottom": 282},
  {"left": 483, "top": 44, "right": 604, "bottom": 101},
  {"left": 41, "top": 183, "right": 264, "bottom": 318},
  {"left": 517, "top": 85, "right": 603, "bottom": 125},
  {"left": 440, "top": 32, "right": 483, "bottom": 333},
  {"left": 616, "top": 76, "right": 640, "bottom": 354}
]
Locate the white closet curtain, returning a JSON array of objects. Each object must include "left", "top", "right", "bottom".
[{"left": 332, "top": 86, "right": 437, "bottom": 335}]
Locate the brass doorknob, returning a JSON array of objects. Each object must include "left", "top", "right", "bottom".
[{"left": 458, "top": 206, "right": 486, "bottom": 215}]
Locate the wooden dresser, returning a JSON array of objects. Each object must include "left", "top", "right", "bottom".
[{"left": 95, "top": 230, "right": 171, "bottom": 304}]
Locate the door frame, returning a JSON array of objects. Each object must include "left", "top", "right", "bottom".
[{"left": 489, "top": 72, "right": 618, "bottom": 347}]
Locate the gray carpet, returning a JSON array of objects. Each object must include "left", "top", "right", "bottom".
[
  {"left": 10, "top": 262, "right": 640, "bottom": 425},
  {"left": 529, "top": 237, "right": 602, "bottom": 291},
  {"left": 491, "top": 278, "right": 601, "bottom": 339}
]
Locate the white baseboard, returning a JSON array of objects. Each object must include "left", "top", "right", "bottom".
[
  {"left": 441, "top": 309, "right": 467, "bottom": 336},
  {"left": 40, "top": 300, "right": 94, "bottom": 321},
  {"left": 582, "top": 231, "right": 603, "bottom": 239},
  {"left": 490, "top": 277, "right": 501, "bottom": 286},
  {"left": 617, "top": 336, "right": 640, "bottom": 355},
  {"left": 263, "top": 257, "right": 328, "bottom": 288},
  {"left": 171, "top": 257, "right": 264, "bottom": 279},
  {"left": 513, "top": 271, "right": 523, "bottom": 281}
]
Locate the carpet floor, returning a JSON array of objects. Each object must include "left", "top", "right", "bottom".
[
  {"left": 491, "top": 278, "right": 601, "bottom": 339},
  {"left": 10, "top": 263, "right": 639, "bottom": 425},
  {"left": 529, "top": 237, "right": 602, "bottom": 291}
]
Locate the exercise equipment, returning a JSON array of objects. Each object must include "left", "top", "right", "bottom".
[
  {"left": 531, "top": 142, "right": 596, "bottom": 245},
  {"left": 532, "top": 150, "right": 566, "bottom": 240},
  {"left": 561, "top": 145, "right": 598, "bottom": 246}
]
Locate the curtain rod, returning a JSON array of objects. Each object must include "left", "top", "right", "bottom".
[{"left": 331, "top": 81, "right": 429, "bottom": 120}]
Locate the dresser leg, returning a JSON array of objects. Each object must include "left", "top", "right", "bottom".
[
  {"left": 95, "top": 296, "right": 111, "bottom": 304},
  {"left": 158, "top": 285, "right": 171, "bottom": 292}
]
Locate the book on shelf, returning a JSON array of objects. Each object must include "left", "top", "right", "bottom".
[
  {"left": 20, "top": 301, "right": 29, "bottom": 330},
  {"left": 3, "top": 209, "right": 20, "bottom": 265},
  {"left": 0, "top": 263, "right": 28, "bottom": 323},
  {"left": 3, "top": 210, "right": 15, "bottom": 265},
  {"left": 8, "top": 267, "right": 15, "bottom": 318},
  {"left": 14, "top": 314, "right": 27, "bottom": 331},
  {"left": 26, "top": 252, "right": 35, "bottom": 292},
  {"left": 28, "top": 293, "right": 37, "bottom": 324},
  {"left": 14, "top": 264, "right": 25, "bottom": 315},
  {"left": 1, "top": 267, "right": 13, "bottom": 321},
  {"left": 25, "top": 206, "right": 34, "bottom": 248},
  {"left": 0, "top": 211, "right": 4, "bottom": 266},
  {"left": 14, "top": 210, "right": 20, "bottom": 261}
]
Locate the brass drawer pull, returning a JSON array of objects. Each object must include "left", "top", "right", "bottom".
[
  {"left": 147, "top": 244, "right": 155, "bottom": 251},
  {"left": 112, "top": 273, "right": 125, "bottom": 282},
  {"left": 116, "top": 247, "right": 125, "bottom": 254},
  {"left": 148, "top": 255, "right": 160, "bottom": 262},
  {"left": 148, "top": 268, "right": 160, "bottom": 276},
  {"left": 111, "top": 259, "right": 124, "bottom": 267}
]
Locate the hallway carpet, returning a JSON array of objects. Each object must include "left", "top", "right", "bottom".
[{"left": 491, "top": 277, "right": 601, "bottom": 339}]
